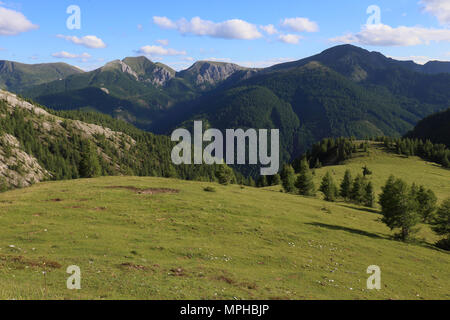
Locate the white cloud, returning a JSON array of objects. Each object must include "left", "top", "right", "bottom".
[
  {"left": 57, "top": 34, "right": 107, "bottom": 49},
  {"left": 153, "top": 16, "right": 262, "bottom": 40},
  {"left": 236, "top": 57, "right": 296, "bottom": 68},
  {"left": 137, "top": 24, "right": 143, "bottom": 31},
  {"left": 0, "top": 6, "right": 38, "bottom": 36},
  {"left": 153, "top": 16, "right": 177, "bottom": 29},
  {"left": 156, "top": 39, "right": 169, "bottom": 46},
  {"left": 52, "top": 51, "right": 92, "bottom": 60},
  {"left": 330, "top": 23, "right": 450, "bottom": 46},
  {"left": 260, "top": 24, "right": 278, "bottom": 35},
  {"left": 203, "top": 57, "right": 233, "bottom": 62},
  {"left": 278, "top": 34, "right": 302, "bottom": 44},
  {"left": 281, "top": 17, "right": 319, "bottom": 33},
  {"left": 137, "top": 45, "right": 186, "bottom": 56},
  {"left": 421, "top": 0, "right": 450, "bottom": 25}
]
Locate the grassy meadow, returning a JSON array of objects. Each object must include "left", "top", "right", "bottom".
[{"left": 0, "top": 145, "right": 449, "bottom": 300}]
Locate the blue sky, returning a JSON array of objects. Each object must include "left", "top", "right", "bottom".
[{"left": 1, "top": 0, "right": 449, "bottom": 71}]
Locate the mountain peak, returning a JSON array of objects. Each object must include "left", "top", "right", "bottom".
[
  {"left": 102, "top": 60, "right": 139, "bottom": 80},
  {"left": 179, "top": 61, "right": 249, "bottom": 87}
]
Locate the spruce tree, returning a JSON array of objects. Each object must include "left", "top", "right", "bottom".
[
  {"left": 431, "top": 198, "right": 450, "bottom": 250},
  {"left": 319, "top": 171, "right": 338, "bottom": 202},
  {"left": 379, "top": 176, "right": 421, "bottom": 241},
  {"left": 216, "top": 165, "right": 234, "bottom": 185},
  {"left": 295, "top": 159, "right": 315, "bottom": 196},
  {"left": 363, "top": 182, "right": 375, "bottom": 208},
  {"left": 79, "top": 141, "right": 101, "bottom": 178},
  {"left": 340, "top": 170, "right": 353, "bottom": 199},
  {"left": 350, "top": 174, "right": 366, "bottom": 204},
  {"left": 281, "top": 164, "right": 296, "bottom": 193},
  {"left": 257, "top": 175, "right": 268, "bottom": 188},
  {"left": 272, "top": 174, "right": 281, "bottom": 186},
  {"left": 0, "top": 177, "right": 8, "bottom": 193},
  {"left": 415, "top": 186, "right": 437, "bottom": 223}
]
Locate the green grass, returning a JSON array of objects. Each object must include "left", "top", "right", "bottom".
[
  {"left": 312, "top": 143, "right": 450, "bottom": 202},
  {"left": 0, "top": 147, "right": 449, "bottom": 300}
]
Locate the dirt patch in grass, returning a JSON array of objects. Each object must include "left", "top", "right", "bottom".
[
  {"left": 170, "top": 267, "right": 187, "bottom": 277},
  {"left": 106, "top": 186, "right": 180, "bottom": 195},
  {"left": 120, "top": 262, "right": 148, "bottom": 271},
  {"left": 0, "top": 255, "right": 62, "bottom": 269},
  {"left": 215, "top": 275, "right": 235, "bottom": 284},
  {"left": 48, "top": 198, "right": 63, "bottom": 202}
]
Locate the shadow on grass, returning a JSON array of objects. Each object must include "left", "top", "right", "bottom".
[
  {"left": 305, "top": 222, "right": 385, "bottom": 240},
  {"left": 338, "top": 204, "right": 380, "bottom": 214}
]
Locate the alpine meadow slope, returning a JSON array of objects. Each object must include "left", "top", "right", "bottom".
[{"left": 0, "top": 143, "right": 449, "bottom": 300}]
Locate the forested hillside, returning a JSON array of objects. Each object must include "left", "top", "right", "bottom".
[
  {"left": 0, "top": 90, "right": 239, "bottom": 191},
  {"left": 406, "top": 108, "right": 450, "bottom": 147}
]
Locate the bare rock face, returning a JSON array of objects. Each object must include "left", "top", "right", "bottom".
[
  {"left": 149, "top": 66, "right": 174, "bottom": 87},
  {"left": 0, "top": 89, "right": 49, "bottom": 116},
  {"left": 186, "top": 62, "right": 247, "bottom": 87},
  {"left": 0, "top": 134, "right": 49, "bottom": 188},
  {"left": 102, "top": 60, "right": 139, "bottom": 80}
]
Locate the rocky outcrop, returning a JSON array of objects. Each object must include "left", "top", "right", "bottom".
[
  {"left": 102, "top": 60, "right": 139, "bottom": 80},
  {"left": 148, "top": 65, "right": 174, "bottom": 86},
  {"left": 180, "top": 61, "right": 249, "bottom": 87},
  {"left": 0, "top": 134, "right": 49, "bottom": 188}
]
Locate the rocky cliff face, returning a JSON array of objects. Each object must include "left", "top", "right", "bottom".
[
  {"left": 121, "top": 57, "right": 176, "bottom": 87},
  {"left": 179, "top": 61, "right": 249, "bottom": 88},
  {"left": 0, "top": 133, "right": 49, "bottom": 188},
  {"left": 148, "top": 65, "right": 175, "bottom": 86},
  {"left": 102, "top": 60, "right": 139, "bottom": 80}
]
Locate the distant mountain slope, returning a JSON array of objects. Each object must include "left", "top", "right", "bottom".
[
  {"left": 0, "top": 60, "right": 83, "bottom": 92},
  {"left": 267, "top": 44, "right": 450, "bottom": 77},
  {"left": 11, "top": 45, "right": 450, "bottom": 167},
  {"left": 406, "top": 108, "right": 450, "bottom": 147},
  {"left": 20, "top": 57, "right": 254, "bottom": 129},
  {"left": 155, "top": 58, "right": 449, "bottom": 170}
]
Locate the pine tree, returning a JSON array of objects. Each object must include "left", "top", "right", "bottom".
[
  {"left": 431, "top": 198, "right": 450, "bottom": 250},
  {"left": 363, "top": 182, "right": 375, "bottom": 208},
  {"left": 340, "top": 170, "right": 353, "bottom": 199},
  {"left": 295, "top": 159, "right": 315, "bottom": 196},
  {"left": 379, "top": 176, "right": 421, "bottom": 241},
  {"left": 0, "top": 177, "right": 8, "bottom": 193},
  {"left": 79, "top": 141, "right": 101, "bottom": 178},
  {"left": 272, "top": 174, "right": 281, "bottom": 186},
  {"left": 257, "top": 175, "right": 268, "bottom": 188},
  {"left": 350, "top": 174, "right": 366, "bottom": 204},
  {"left": 415, "top": 186, "right": 437, "bottom": 223},
  {"left": 216, "top": 165, "right": 234, "bottom": 185},
  {"left": 319, "top": 171, "right": 338, "bottom": 202},
  {"left": 281, "top": 164, "right": 296, "bottom": 193}
]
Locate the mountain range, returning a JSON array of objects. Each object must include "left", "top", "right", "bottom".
[{"left": 2, "top": 44, "right": 450, "bottom": 169}]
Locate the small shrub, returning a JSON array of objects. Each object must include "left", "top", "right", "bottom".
[{"left": 203, "top": 186, "right": 217, "bottom": 193}]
